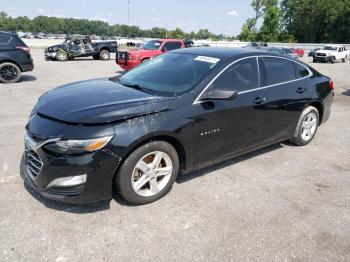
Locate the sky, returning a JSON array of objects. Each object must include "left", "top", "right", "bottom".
[{"left": 0, "top": 0, "right": 255, "bottom": 36}]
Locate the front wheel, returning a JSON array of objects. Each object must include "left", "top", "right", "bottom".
[
  {"left": 56, "top": 51, "right": 68, "bottom": 61},
  {"left": 116, "top": 141, "right": 179, "bottom": 205},
  {"left": 290, "top": 106, "right": 319, "bottom": 146},
  {"left": 0, "top": 62, "right": 21, "bottom": 83},
  {"left": 330, "top": 56, "right": 335, "bottom": 64}
]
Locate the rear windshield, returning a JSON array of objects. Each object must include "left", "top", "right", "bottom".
[{"left": 118, "top": 53, "right": 221, "bottom": 96}]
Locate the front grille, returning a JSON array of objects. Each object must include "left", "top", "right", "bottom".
[
  {"left": 25, "top": 143, "right": 43, "bottom": 178},
  {"left": 47, "top": 185, "right": 85, "bottom": 197},
  {"left": 117, "top": 51, "right": 129, "bottom": 60},
  {"left": 316, "top": 53, "right": 326, "bottom": 57}
]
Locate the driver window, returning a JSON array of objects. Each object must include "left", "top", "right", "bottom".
[{"left": 212, "top": 57, "right": 259, "bottom": 92}]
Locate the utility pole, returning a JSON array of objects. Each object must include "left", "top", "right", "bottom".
[
  {"left": 165, "top": 17, "right": 168, "bottom": 38},
  {"left": 127, "top": 0, "right": 130, "bottom": 38}
]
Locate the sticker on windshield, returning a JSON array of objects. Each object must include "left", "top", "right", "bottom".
[
  {"left": 195, "top": 56, "right": 220, "bottom": 64},
  {"left": 154, "top": 43, "right": 160, "bottom": 46}
]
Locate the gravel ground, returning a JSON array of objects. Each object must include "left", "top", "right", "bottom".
[{"left": 0, "top": 50, "right": 349, "bottom": 261}]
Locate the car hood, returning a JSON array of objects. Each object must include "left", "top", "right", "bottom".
[
  {"left": 316, "top": 50, "right": 334, "bottom": 54},
  {"left": 35, "top": 78, "right": 175, "bottom": 124}
]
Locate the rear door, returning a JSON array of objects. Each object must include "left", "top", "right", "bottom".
[
  {"left": 192, "top": 57, "right": 267, "bottom": 165},
  {"left": 259, "top": 57, "right": 312, "bottom": 143}
]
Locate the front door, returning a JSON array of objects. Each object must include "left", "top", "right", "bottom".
[{"left": 191, "top": 57, "right": 267, "bottom": 166}]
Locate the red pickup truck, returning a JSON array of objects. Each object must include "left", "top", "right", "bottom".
[{"left": 116, "top": 39, "right": 185, "bottom": 70}]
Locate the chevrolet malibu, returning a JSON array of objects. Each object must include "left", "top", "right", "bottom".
[{"left": 22, "top": 48, "right": 334, "bottom": 205}]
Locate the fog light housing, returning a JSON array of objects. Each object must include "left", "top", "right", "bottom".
[{"left": 46, "top": 174, "right": 87, "bottom": 188}]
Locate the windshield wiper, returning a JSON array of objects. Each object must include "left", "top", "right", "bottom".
[{"left": 118, "top": 80, "right": 156, "bottom": 95}]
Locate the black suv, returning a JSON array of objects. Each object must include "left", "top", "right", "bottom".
[{"left": 0, "top": 32, "right": 34, "bottom": 83}]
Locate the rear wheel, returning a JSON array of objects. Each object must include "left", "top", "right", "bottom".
[
  {"left": 56, "top": 51, "right": 68, "bottom": 61},
  {"left": 342, "top": 57, "right": 346, "bottom": 63},
  {"left": 116, "top": 141, "right": 179, "bottom": 205},
  {"left": 0, "top": 62, "right": 21, "bottom": 83},
  {"left": 290, "top": 106, "right": 319, "bottom": 146},
  {"left": 100, "top": 50, "right": 110, "bottom": 60}
]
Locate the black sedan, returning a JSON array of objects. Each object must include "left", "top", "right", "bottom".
[{"left": 22, "top": 48, "right": 334, "bottom": 205}]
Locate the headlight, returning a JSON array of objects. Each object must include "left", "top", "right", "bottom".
[{"left": 44, "top": 135, "right": 114, "bottom": 155}]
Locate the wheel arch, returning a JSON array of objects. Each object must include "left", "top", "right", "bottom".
[
  {"left": 308, "top": 100, "right": 324, "bottom": 125},
  {"left": 0, "top": 59, "right": 23, "bottom": 71},
  {"left": 100, "top": 46, "right": 111, "bottom": 52}
]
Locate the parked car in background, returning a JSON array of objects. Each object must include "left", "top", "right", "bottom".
[
  {"left": 116, "top": 39, "right": 186, "bottom": 70},
  {"left": 246, "top": 42, "right": 268, "bottom": 47},
  {"left": 45, "top": 36, "right": 118, "bottom": 61},
  {"left": 308, "top": 48, "right": 321, "bottom": 57},
  {"left": 22, "top": 47, "right": 334, "bottom": 205},
  {"left": 293, "top": 48, "right": 304, "bottom": 57},
  {"left": 0, "top": 31, "right": 34, "bottom": 83},
  {"left": 313, "top": 45, "right": 347, "bottom": 63}
]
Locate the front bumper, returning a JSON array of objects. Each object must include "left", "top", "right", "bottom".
[
  {"left": 314, "top": 56, "right": 330, "bottom": 62},
  {"left": 21, "top": 127, "right": 121, "bottom": 204},
  {"left": 44, "top": 51, "right": 57, "bottom": 60}
]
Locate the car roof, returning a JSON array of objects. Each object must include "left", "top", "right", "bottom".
[{"left": 324, "top": 44, "right": 343, "bottom": 47}]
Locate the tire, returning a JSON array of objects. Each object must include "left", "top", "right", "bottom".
[
  {"left": 0, "top": 62, "right": 21, "bottom": 83},
  {"left": 313, "top": 58, "right": 317, "bottom": 63},
  {"left": 330, "top": 56, "right": 335, "bottom": 64},
  {"left": 100, "top": 50, "right": 110, "bottom": 60},
  {"left": 290, "top": 106, "right": 319, "bottom": 146},
  {"left": 56, "top": 51, "right": 68, "bottom": 61},
  {"left": 92, "top": 55, "right": 100, "bottom": 60},
  {"left": 342, "top": 58, "right": 346, "bottom": 63},
  {"left": 116, "top": 141, "right": 179, "bottom": 205}
]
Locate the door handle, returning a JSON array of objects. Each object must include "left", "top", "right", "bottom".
[
  {"left": 253, "top": 97, "right": 266, "bottom": 105},
  {"left": 296, "top": 87, "right": 307, "bottom": 94}
]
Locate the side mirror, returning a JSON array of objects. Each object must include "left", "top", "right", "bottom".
[{"left": 201, "top": 88, "right": 238, "bottom": 101}]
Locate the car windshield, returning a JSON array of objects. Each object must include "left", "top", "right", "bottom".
[
  {"left": 323, "top": 46, "right": 338, "bottom": 51},
  {"left": 141, "top": 40, "right": 163, "bottom": 50},
  {"left": 117, "top": 53, "right": 221, "bottom": 96}
]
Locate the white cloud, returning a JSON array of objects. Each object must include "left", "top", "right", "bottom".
[
  {"left": 37, "top": 8, "right": 45, "bottom": 13},
  {"left": 81, "top": 1, "right": 87, "bottom": 5},
  {"left": 150, "top": 7, "right": 156, "bottom": 13},
  {"left": 95, "top": 16, "right": 108, "bottom": 22},
  {"left": 108, "top": 12, "right": 115, "bottom": 17},
  {"left": 226, "top": 10, "right": 239, "bottom": 17},
  {"left": 215, "top": 17, "right": 222, "bottom": 21}
]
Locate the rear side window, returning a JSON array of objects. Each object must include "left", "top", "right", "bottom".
[
  {"left": 0, "top": 34, "right": 12, "bottom": 45},
  {"left": 294, "top": 62, "right": 310, "bottom": 79},
  {"left": 212, "top": 57, "right": 259, "bottom": 92},
  {"left": 163, "top": 42, "right": 182, "bottom": 51},
  {"left": 259, "top": 57, "right": 295, "bottom": 86}
]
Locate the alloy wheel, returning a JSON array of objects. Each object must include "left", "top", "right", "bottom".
[
  {"left": 301, "top": 112, "right": 317, "bottom": 141},
  {"left": 0, "top": 64, "right": 19, "bottom": 82},
  {"left": 131, "top": 151, "right": 173, "bottom": 197}
]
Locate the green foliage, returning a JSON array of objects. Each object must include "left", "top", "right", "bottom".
[
  {"left": 241, "top": 0, "right": 350, "bottom": 43},
  {"left": 0, "top": 12, "right": 230, "bottom": 40}
]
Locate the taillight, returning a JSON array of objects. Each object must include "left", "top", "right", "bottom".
[
  {"left": 16, "top": 46, "right": 30, "bottom": 54},
  {"left": 329, "top": 79, "right": 334, "bottom": 90}
]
